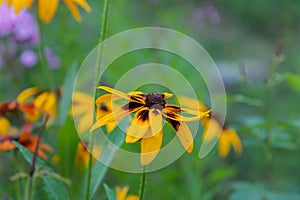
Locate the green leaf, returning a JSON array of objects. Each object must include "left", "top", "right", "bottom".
[
  {"left": 58, "top": 64, "right": 77, "bottom": 126},
  {"left": 206, "top": 166, "right": 236, "bottom": 185},
  {"left": 285, "top": 73, "right": 300, "bottom": 91},
  {"left": 89, "top": 126, "right": 125, "bottom": 198},
  {"left": 227, "top": 94, "right": 262, "bottom": 107},
  {"left": 103, "top": 184, "right": 117, "bottom": 200},
  {"left": 42, "top": 177, "right": 69, "bottom": 200},
  {"left": 13, "top": 141, "right": 47, "bottom": 170},
  {"left": 13, "top": 141, "right": 70, "bottom": 200}
]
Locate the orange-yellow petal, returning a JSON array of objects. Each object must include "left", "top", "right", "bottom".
[
  {"left": 12, "top": 0, "right": 34, "bottom": 13},
  {"left": 38, "top": 0, "right": 59, "bottom": 23},
  {"left": 202, "top": 118, "right": 222, "bottom": 142},
  {"left": 98, "top": 86, "right": 131, "bottom": 100},
  {"left": 16, "top": 87, "right": 40, "bottom": 103},
  {"left": 178, "top": 96, "right": 208, "bottom": 111},
  {"left": 175, "top": 122, "right": 193, "bottom": 153},
  {"left": 149, "top": 108, "right": 162, "bottom": 136},
  {"left": 90, "top": 107, "right": 129, "bottom": 132},
  {"left": 141, "top": 130, "right": 163, "bottom": 165},
  {"left": 116, "top": 186, "right": 129, "bottom": 200},
  {"left": 77, "top": 111, "right": 93, "bottom": 133},
  {"left": 72, "top": 0, "right": 91, "bottom": 12},
  {"left": 0, "top": 117, "right": 10, "bottom": 136},
  {"left": 126, "top": 108, "right": 149, "bottom": 143},
  {"left": 218, "top": 133, "right": 230, "bottom": 158},
  {"left": 62, "top": 0, "right": 91, "bottom": 21}
]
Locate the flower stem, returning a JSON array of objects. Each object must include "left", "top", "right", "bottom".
[
  {"left": 139, "top": 167, "right": 147, "bottom": 200},
  {"left": 35, "top": 7, "right": 54, "bottom": 90},
  {"left": 30, "top": 114, "right": 49, "bottom": 177},
  {"left": 84, "top": 0, "right": 110, "bottom": 199},
  {"left": 24, "top": 177, "right": 32, "bottom": 200}
]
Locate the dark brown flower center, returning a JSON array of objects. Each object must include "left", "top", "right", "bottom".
[{"left": 145, "top": 93, "right": 166, "bottom": 109}]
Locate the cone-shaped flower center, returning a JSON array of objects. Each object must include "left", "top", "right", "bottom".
[{"left": 145, "top": 93, "right": 166, "bottom": 109}]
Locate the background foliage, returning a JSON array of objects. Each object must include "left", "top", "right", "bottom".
[{"left": 1, "top": 0, "right": 300, "bottom": 199}]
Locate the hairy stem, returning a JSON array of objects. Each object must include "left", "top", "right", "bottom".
[{"left": 85, "top": 0, "right": 110, "bottom": 199}]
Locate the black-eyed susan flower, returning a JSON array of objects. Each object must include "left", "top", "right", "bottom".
[
  {"left": 178, "top": 96, "right": 242, "bottom": 158},
  {"left": 72, "top": 91, "right": 118, "bottom": 133},
  {"left": 75, "top": 141, "right": 101, "bottom": 167},
  {"left": 1, "top": 0, "right": 91, "bottom": 23},
  {"left": 116, "top": 186, "right": 139, "bottom": 200},
  {"left": 72, "top": 92, "right": 94, "bottom": 133},
  {"left": 90, "top": 86, "right": 210, "bottom": 166},
  {"left": 0, "top": 120, "right": 53, "bottom": 159},
  {"left": 17, "top": 87, "right": 58, "bottom": 121}
]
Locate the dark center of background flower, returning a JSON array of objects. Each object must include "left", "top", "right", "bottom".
[{"left": 145, "top": 93, "right": 166, "bottom": 110}]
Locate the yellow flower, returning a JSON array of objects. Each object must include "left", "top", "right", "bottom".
[
  {"left": 178, "top": 96, "right": 242, "bottom": 158},
  {"left": 72, "top": 92, "right": 94, "bottom": 133},
  {"left": 0, "top": 121, "right": 53, "bottom": 159},
  {"left": 1, "top": 0, "right": 91, "bottom": 23},
  {"left": 0, "top": 117, "right": 10, "bottom": 136},
  {"left": 90, "top": 86, "right": 210, "bottom": 166},
  {"left": 116, "top": 186, "right": 139, "bottom": 200},
  {"left": 17, "top": 87, "right": 57, "bottom": 121},
  {"left": 72, "top": 91, "right": 118, "bottom": 133},
  {"left": 0, "top": 101, "right": 37, "bottom": 123},
  {"left": 75, "top": 141, "right": 101, "bottom": 167}
]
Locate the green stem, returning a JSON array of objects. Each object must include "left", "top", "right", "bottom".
[
  {"left": 13, "top": 151, "right": 22, "bottom": 200},
  {"left": 84, "top": 133, "right": 94, "bottom": 200},
  {"left": 35, "top": 7, "right": 54, "bottom": 90},
  {"left": 24, "top": 177, "right": 32, "bottom": 200},
  {"left": 85, "top": 0, "right": 110, "bottom": 199},
  {"left": 139, "top": 168, "right": 147, "bottom": 200}
]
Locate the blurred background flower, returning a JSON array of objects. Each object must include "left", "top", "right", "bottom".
[{"left": 0, "top": 2, "right": 60, "bottom": 70}]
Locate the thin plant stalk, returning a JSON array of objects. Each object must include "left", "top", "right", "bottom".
[
  {"left": 24, "top": 177, "right": 32, "bottom": 200},
  {"left": 85, "top": 0, "right": 110, "bottom": 199},
  {"left": 24, "top": 114, "right": 49, "bottom": 200},
  {"left": 30, "top": 114, "right": 49, "bottom": 177},
  {"left": 139, "top": 167, "right": 147, "bottom": 200},
  {"left": 35, "top": 6, "right": 54, "bottom": 90}
]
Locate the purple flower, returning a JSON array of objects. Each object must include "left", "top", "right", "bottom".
[
  {"left": 0, "top": 3, "right": 17, "bottom": 36},
  {"left": 13, "top": 10, "right": 39, "bottom": 43},
  {"left": 193, "top": 2, "right": 220, "bottom": 24},
  {"left": 20, "top": 49, "right": 38, "bottom": 68},
  {"left": 45, "top": 47, "right": 60, "bottom": 69},
  {"left": 0, "top": 2, "right": 39, "bottom": 43}
]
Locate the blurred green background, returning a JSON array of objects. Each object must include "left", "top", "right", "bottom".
[{"left": 1, "top": 0, "right": 300, "bottom": 199}]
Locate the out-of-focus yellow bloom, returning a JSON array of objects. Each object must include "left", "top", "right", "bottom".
[
  {"left": 1, "top": 0, "right": 91, "bottom": 23},
  {"left": 72, "top": 91, "right": 118, "bottom": 133},
  {"left": 90, "top": 86, "right": 210, "bottom": 166},
  {"left": 116, "top": 186, "right": 139, "bottom": 200},
  {"left": 72, "top": 92, "right": 94, "bottom": 133},
  {"left": 75, "top": 141, "right": 101, "bottom": 167},
  {"left": 0, "top": 121, "right": 53, "bottom": 159},
  {"left": 178, "top": 96, "right": 242, "bottom": 158},
  {"left": 0, "top": 101, "right": 37, "bottom": 123},
  {"left": 0, "top": 117, "right": 10, "bottom": 136},
  {"left": 17, "top": 87, "right": 57, "bottom": 121}
]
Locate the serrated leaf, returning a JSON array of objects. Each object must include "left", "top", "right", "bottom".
[
  {"left": 58, "top": 64, "right": 77, "bottom": 125},
  {"left": 103, "top": 184, "right": 117, "bottom": 200},
  {"left": 42, "top": 177, "right": 69, "bottom": 200}
]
